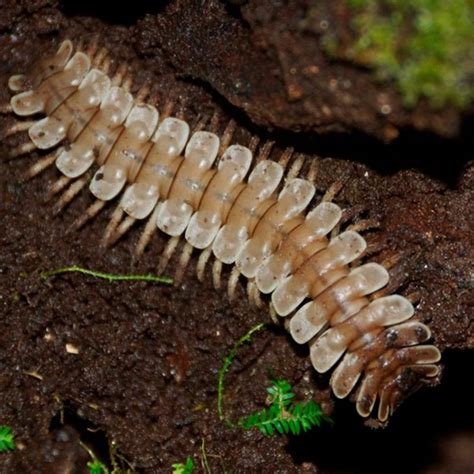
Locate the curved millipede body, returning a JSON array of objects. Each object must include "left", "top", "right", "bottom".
[{"left": 2, "top": 40, "right": 442, "bottom": 424}]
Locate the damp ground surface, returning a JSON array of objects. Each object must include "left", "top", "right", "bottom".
[{"left": 0, "top": 1, "right": 473, "bottom": 473}]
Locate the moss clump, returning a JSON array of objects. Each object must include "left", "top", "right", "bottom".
[{"left": 334, "top": 0, "right": 474, "bottom": 109}]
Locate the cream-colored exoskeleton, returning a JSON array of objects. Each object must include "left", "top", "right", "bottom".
[{"left": 2, "top": 39, "right": 441, "bottom": 423}]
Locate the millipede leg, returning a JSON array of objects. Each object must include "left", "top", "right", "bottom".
[
  {"left": 347, "top": 218, "right": 380, "bottom": 234},
  {"left": 247, "top": 281, "right": 264, "bottom": 308},
  {"left": 248, "top": 135, "right": 260, "bottom": 154},
  {"left": 75, "top": 39, "right": 85, "bottom": 53},
  {"left": 371, "top": 282, "right": 398, "bottom": 300},
  {"left": 246, "top": 280, "right": 255, "bottom": 306},
  {"left": 91, "top": 47, "right": 108, "bottom": 68},
  {"left": 174, "top": 100, "right": 187, "bottom": 121},
  {"left": 69, "top": 199, "right": 106, "bottom": 232},
  {"left": 268, "top": 303, "right": 279, "bottom": 325},
  {"left": 2, "top": 120, "right": 36, "bottom": 139},
  {"left": 100, "top": 56, "right": 111, "bottom": 75},
  {"left": 372, "top": 254, "right": 409, "bottom": 299},
  {"left": 250, "top": 282, "right": 264, "bottom": 308},
  {"left": 340, "top": 205, "right": 365, "bottom": 225},
  {"left": 160, "top": 99, "right": 176, "bottom": 122},
  {"left": 196, "top": 247, "right": 213, "bottom": 282},
  {"left": 86, "top": 36, "right": 99, "bottom": 59},
  {"left": 158, "top": 236, "right": 180, "bottom": 275},
  {"left": 175, "top": 242, "right": 193, "bottom": 283},
  {"left": 322, "top": 180, "right": 344, "bottom": 203},
  {"left": 346, "top": 219, "right": 382, "bottom": 267},
  {"left": 277, "top": 147, "right": 294, "bottom": 170},
  {"left": 282, "top": 316, "right": 292, "bottom": 332},
  {"left": 255, "top": 140, "right": 274, "bottom": 163},
  {"left": 135, "top": 206, "right": 161, "bottom": 258},
  {"left": 0, "top": 103, "right": 12, "bottom": 114},
  {"left": 25, "top": 149, "right": 61, "bottom": 180},
  {"left": 135, "top": 84, "right": 150, "bottom": 104},
  {"left": 306, "top": 159, "right": 318, "bottom": 183},
  {"left": 326, "top": 180, "right": 348, "bottom": 239},
  {"left": 285, "top": 153, "right": 305, "bottom": 180},
  {"left": 364, "top": 240, "right": 387, "bottom": 257},
  {"left": 53, "top": 174, "right": 90, "bottom": 215},
  {"left": 380, "top": 253, "right": 403, "bottom": 270},
  {"left": 208, "top": 111, "right": 221, "bottom": 134},
  {"left": 330, "top": 222, "right": 341, "bottom": 240},
  {"left": 193, "top": 115, "right": 209, "bottom": 133},
  {"left": 108, "top": 216, "right": 136, "bottom": 247},
  {"left": 111, "top": 63, "right": 128, "bottom": 87},
  {"left": 255, "top": 289, "right": 264, "bottom": 309},
  {"left": 218, "top": 119, "right": 236, "bottom": 156},
  {"left": 121, "top": 74, "right": 133, "bottom": 92},
  {"left": 406, "top": 292, "right": 421, "bottom": 305},
  {"left": 8, "top": 141, "right": 36, "bottom": 159},
  {"left": 102, "top": 204, "right": 124, "bottom": 246},
  {"left": 47, "top": 175, "right": 71, "bottom": 200},
  {"left": 227, "top": 266, "right": 240, "bottom": 301},
  {"left": 212, "top": 259, "right": 223, "bottom": 290}
]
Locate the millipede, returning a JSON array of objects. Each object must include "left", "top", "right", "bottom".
[{"left": 1, "top": 38, "right": 442, "bottom": 424}]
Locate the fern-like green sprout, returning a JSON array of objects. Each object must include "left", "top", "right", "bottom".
[
  {"left": 172, "top": 457, "right": 194, "bottom": 474},
  {"left": 240, "top": 380, "right": 332, "bottom": 436},
  {"left": 41, "top": 265, "right": 173, "bottom": 285},
  {"left": 216, "top": 323, "right": 330, "bottom": 436},
  {"left": 217, "top": 322, "right": 266, "bottom": 425},
  {"left": 0, "top": 426, "right": 15, "bottom": 452}
]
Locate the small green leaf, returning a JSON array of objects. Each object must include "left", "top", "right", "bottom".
[
  {"left": 291, "top": 404, "right": 303, "bottom": 416},
  {"left": 87, "top": 460, "right": 108, "bottom": 474},
  {"left": 267, "top": 386, "right": 277, "bottom": 396},
  {"left": 274, "top": 420, "right": 284, "bottom": 434},
  {"left": 289, "top": 419, "right": 297, "bottom": 435},
  {"left": 301, "top": 418, "right": 311, "bottom": 432},
  {"left": 0, "top": 426, "right": 15, "bottom": 452},
  {"left": 265, "top": 423, "right": 274, "bottom": 436},
  {"left": 172, "top": 457, "right": 194, "bottom": 474},
  {"left": 292, "top": 420, "right": 301, "bottom": 435}
]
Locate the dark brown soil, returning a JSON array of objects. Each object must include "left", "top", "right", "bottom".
[{"left": 0, "top": 1, "right": 473, "bottom": 473}]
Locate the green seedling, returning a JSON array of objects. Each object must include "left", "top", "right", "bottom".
[
  {"left": 240, "top": 379, "right": 331, "bottom": 436},
  {"left": 217, "top": 324, "right": 331, "bottom": 436}
]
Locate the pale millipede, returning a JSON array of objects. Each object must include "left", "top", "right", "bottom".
[{"left": 1, "top": 39, "right": 442, "bottom": 424}]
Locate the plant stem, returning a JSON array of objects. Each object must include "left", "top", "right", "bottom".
[
  {"left": 41, "top": 265, "right": 173, "bottom": 285},
  {"left": 217, "top": 322, "right": 266, "bottom": 425}
]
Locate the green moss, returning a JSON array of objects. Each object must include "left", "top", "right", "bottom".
[{"left": 340, "top": 0, "right": 474, "bottom": 108}]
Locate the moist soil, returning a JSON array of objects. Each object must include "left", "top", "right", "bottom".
[{"left": 0, "top": 1, "right": 473, "bottom": 473}]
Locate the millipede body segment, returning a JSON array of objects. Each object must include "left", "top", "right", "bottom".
[{"left": 2, "top": 40, "right": 441, "bottom": 423}]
